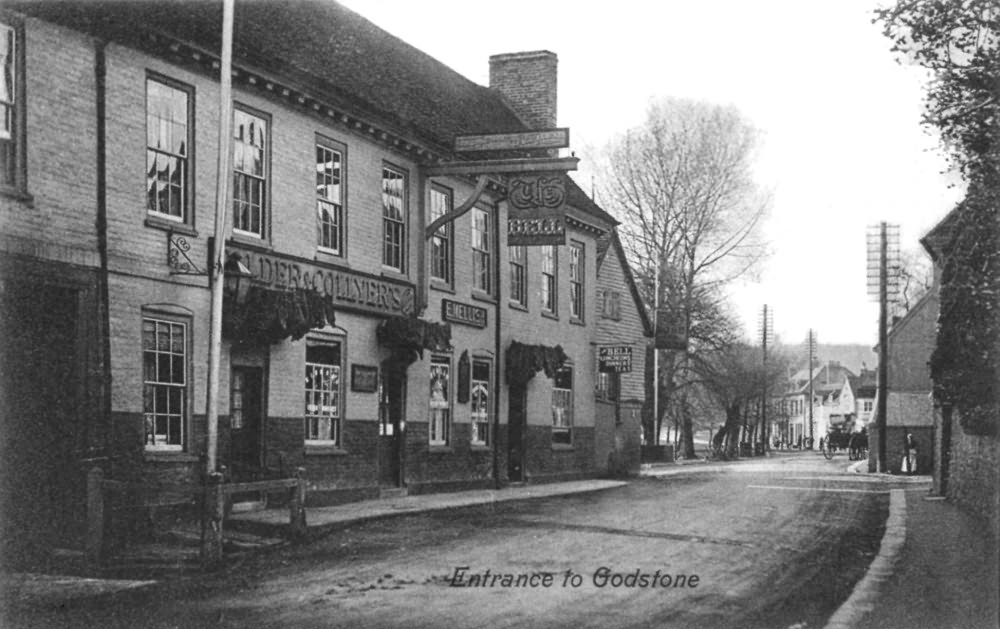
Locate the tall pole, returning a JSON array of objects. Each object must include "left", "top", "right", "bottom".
[
  {"left": 808, "top": 329, "right": 814, "bottom": 449},
  {"left": 760, "top": 305, "right": 769, "bottom": 454},
  {"left": 652, "top": 267, "right": 659, "bottom": 445},
  {"left": 206, "top": 0, "right": 235, "bottom": 475},
  {"left": 876, "top": 222, "right": 889, "bottom": 473}
]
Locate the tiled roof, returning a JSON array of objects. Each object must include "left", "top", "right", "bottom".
[{"left": 12, "top": 0, "right": 527, "bottom": 150}]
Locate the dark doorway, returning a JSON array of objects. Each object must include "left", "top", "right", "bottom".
[
  {"left": 0, "top": 283, "right": 81, "bottom": 564},
  {"left": 379, "top": 364, "right": 406, "bottom": 488},
  {"left": 229, "top": 366, "right": 264, "bottom": 506},
  {"left": 507, "top": 385, "right": 527, "bottom": 482}
]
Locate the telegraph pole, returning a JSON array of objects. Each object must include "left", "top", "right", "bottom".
[
  {"left": 867, "top": 222, "right": 900, "bottom": 473},
  {"left": 758, "top": 305, "right": 773, "bottom": 454},
  {"left": 807, "top": 329, "right": 815, "bottom": 449}
]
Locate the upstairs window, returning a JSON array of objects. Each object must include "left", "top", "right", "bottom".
[
  {"left": 146, "top": 77, "right": 191, "bottom": 223},
  {"left": 600, "top": 290, "right": 621, "bottom": 320},
  {"left": 429, "top": 186, "right": 452, "bottom": 284},
  {"left": 316, "top": 141, "right": 344, "bottom": 255},
  {"left": 569, "top": 242, "right": 584, "bottom": 320},
  {"left": 541, "top": 245, "right": 557, "bottom": 314},
  {"left": 233, "top": 108, "right": 268, "bottom": 238},
  {"left": 509, "top": 245, "right": 527, "bottom": 307},
  {"left": 382, "top": 165, "right": 407, "bottom": 272},
  {"left": 472, "top": 207, "right": 492, "bottom": 294},
  {"left": 0, "top": 21, "right": 25, "bottom": 193}
]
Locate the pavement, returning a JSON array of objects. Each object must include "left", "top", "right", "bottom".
[{"left": 3, "top": 455, "right": 997, "bottom": 629}]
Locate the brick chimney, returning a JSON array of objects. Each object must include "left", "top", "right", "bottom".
[{"left": 489, "top": 51, "right": 558, "bottom": 130}]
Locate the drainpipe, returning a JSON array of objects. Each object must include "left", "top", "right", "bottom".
[
  {"left": 492, "top": 198, "right": 502, "bottom": 489},
  {"left": 95, "top": 39, "right": 112, "bottom": 465}
]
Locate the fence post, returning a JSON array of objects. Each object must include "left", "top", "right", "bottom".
[
  {"left": 289, "top": 467, "right": 307, "bottom": 539},
  {"left": 201, "top": 472, "right": 225, "bottom": 568},
  {"left": 86, "top": 467, "right": 105, "bottom": 566}
]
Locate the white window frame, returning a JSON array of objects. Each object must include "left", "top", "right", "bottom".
[
  {"left": 382, "top": 165, "right": 407, "bottom": 272},
  {"left": 316, "top": 139, "right": 345, "bottom": 256},
  {"left": 541, "top": 245, "right": 557, "bottom": 314},
  {"left": 142, "top": 315, "right": 189, "bottom": 451},
  {"left": 509, "top": 245, "right": 527, "bottom": 307},
  {"left": 145, "top": 76, "right": 191, "bottom": 223},
  {"left": 0, "top": 21, "right": 21, "bottom": 192},
  {"left": 429, "top": 185, "right": 453, "bottom": 284},
  {"left": 232, "top": 107, "right": 268, "bottom": 239},
  {"left": 470, "top": 359, "right": 491, "bottom": 446},
  {"left": 472, "top": 207, "right": 492, "bottom": 294},
  {"left": 569, "top": 241, "right": 584, "bottom": 321},
  {"left": 551, "top": 366, "right": 573, "bottom": 444},
  {"left": 304, "top": 341, "right": 343, "bottom": 446},
  {"left": 429, "top": 356, "right": 451, "bottom": 446}
]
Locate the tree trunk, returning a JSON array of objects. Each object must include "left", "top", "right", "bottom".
[{"left": 723, "top": 402, "right": 742, "bottom": 458}]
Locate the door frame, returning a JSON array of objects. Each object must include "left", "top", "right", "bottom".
[
  {"left": 379, "top": 362, "right": 406, "bottom": 488},
  {"left": 507, "top": 384, "right": 527, "bottom": 482}
]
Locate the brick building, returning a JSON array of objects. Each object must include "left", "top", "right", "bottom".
[{"left": 0, "top": 0, "right": 647, "bottom": 559}]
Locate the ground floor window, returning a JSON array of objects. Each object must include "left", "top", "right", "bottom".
[
  {"left": 552, "top": 366, "right": 573, "bottom": 444},
  {"left": 142, "top": 316, "right": 188, "bottom": 450},
  {"left": 471, "top": 359, "right": 491, "bottom": 446},
  {"left": 429, "top": 356, "right": 451, "bottom": 445},
  {"left": 305, "top": 342, "right": 342, "bottom": 445},
  {"left": 595, "top": 371, "right": 619, "bottom": 401}
]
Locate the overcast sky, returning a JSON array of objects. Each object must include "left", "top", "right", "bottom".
[{"left": 342, "top": 0, "right": 965, "bottom": 346}]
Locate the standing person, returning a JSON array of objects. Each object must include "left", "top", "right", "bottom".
[{"left": 903, "top": 432, "right": 918, "bottom": 475}]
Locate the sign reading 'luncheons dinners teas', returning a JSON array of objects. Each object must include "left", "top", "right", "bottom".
[
  {"left": 598, "top": 345, "right": 632, "bottom": 373},
  {"left": 229, "top": 244, "right": 415, "bottom": 318}
]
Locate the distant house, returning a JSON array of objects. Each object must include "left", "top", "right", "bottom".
[
  {"left": 849, "top": 368, "right": 877, "bottom": 430},
  {"left": 869, "top": 288, "right": 938, "bottom": 474},
  {"left": 593, "top": 230, "right": 653, "bottom": 475},
  {"left": 780, "top": 361, "right": 855, "bottom": 448}
]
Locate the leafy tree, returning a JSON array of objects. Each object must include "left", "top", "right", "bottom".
[{"left": 596, "top": 98, "right": 771, "bottom": 457}]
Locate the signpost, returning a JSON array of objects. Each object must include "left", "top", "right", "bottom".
[{"left": 454, "top": 128, "right": 569, "bottom": 153}]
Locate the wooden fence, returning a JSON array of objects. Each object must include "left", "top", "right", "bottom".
[{"left": 86, "top": 467, "right": 307, "bottom": 568}]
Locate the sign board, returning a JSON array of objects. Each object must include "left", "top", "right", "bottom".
[
  {"left": 351, "top": 364, "right": 378, "bottom": 393},
  {"left": 598, "top": 345, "right": 633, "bottom": 373},
  {"left": 507, "top": 172, "right": 567, "bottom": 246},
  {"left": 454, "top": 128, "right": 570, "bottom": 153},
  {"left": 442, "top": 299, "right": 488, "bottom": 328},
  {"left": 655, "top": 310, "right": 688, "bottom": 350},
  {"left": 229, "top": 243, "right": 416, "bottom": 318}
]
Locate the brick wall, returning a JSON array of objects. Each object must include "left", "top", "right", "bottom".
[{"left": 488, "top": 51, "right": 558, "bottom": 130}]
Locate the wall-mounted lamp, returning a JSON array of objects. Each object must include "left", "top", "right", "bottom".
[{"left": 223, "top": 253, "right": 254, "bottom": 305}]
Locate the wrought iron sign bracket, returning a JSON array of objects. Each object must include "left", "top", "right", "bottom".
[
  {"left": 424, "top": 174, "right": 489, "bottom": 240},
  {"left": 167, "top": 231, "right": 205, "bottom": 275}
]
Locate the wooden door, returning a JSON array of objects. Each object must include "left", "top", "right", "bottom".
[{"left": 507, "top": 385, "right": 526, "bottom": 482}]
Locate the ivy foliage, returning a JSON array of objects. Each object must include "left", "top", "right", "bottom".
[{"left": 877, "top": 1, "right": 999, "bottom": 436}]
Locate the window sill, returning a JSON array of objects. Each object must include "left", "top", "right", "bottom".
[
  {"left": 551, "top": 443, "right": 574, "bottom": 451},
  {"left": 430, "top": 281, "right": 455, "bottom": 294},
  {"left": 428, "top": 445, "right": 453, "bottom": 454},
  {"left": 230, "top": 234, "right": 272, "bottom": 251},
  {"left": 470, "top": 444, "right": 491, "bottom": 452},
  {"left": 0, "top": 185, "right": 34, "bottom": 207},
  {"left": 541, "top": 310, "right": 559, "bottom": 321},
  {"left": 304, "top": 444, "right": 348, "bottom": 456},
  {"left": 144, "top": 451, "right": 199, "bottom": 463},
  {"left": 570, "top": 317, "right": 586, "bottom": 327},
  {"left": 471, "top": 291, "right": 496, "bottom": 305},
  {"left": 146, "top": 216, "right": 197, "bottom": 237},
  {"left": 314, "top": 249, "right": 348, "bottom": 266},
  {"left": 380, "top": 268, "right": 409, "bottom": 282},
  {"left": 508, "top": 301, "right": 528, "bottom": 312}
]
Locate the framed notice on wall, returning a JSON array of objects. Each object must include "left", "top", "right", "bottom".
[{"left": 351, "top": 364, "right": 378, "bottom": 393}]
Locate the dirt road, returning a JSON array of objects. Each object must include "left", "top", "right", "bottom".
[{"left": 11, "top": 454, "right": 894, "bottom": 629}]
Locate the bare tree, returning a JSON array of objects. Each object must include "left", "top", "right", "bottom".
[
  {"left": 596, "top": 97, "right": 771, "bottom": 457},
  {"left": 894, "top": 246, "right": 934, "bottom": 315}
]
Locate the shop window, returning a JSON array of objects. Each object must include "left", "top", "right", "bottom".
[
  {"left": 595, "top": 371, "right": 618, "bottom": 402},
  {"left": 316, "top": 139, "right": 345, "bottom": 255},
  {"left": 429, "top": 356, "right": 451, "bottom": 446},
  {"left": 569, "top": 241, "right": 584, "bottom": 321},
  {"left": 551, "top": 366, "right": 573, "bottom": 444},
  {"left": 233, "top": 107, "right": 268, "bottom": 239},
  {"left": 541, "top": 245, "right": 557, "bottom": 315},
  {"left": 142, "top": 316, "right": 188, "bottom": 450},
  {"left": 382, "top": 165, "right": 407, "bottom": 272},
  {"left": 0, "top": 20, "right": 26, "bottom": 195},
  {"left": 305, "top": 342, "right": 342, "bottom": 445},
  {"left": 146, "top": 76, "right": 191, "bottom": 224},
  {"left": 429, "top": 185, "right": 452, "bottom": 285},
  {"left": 472, "top": 207, "right": 492, "bottom": 294},
  {"left": 470, "top": 359, "right": 491, "bottom": 446},
  {"left": 509, "top": 245, "right": 527, "bottom": 307}
]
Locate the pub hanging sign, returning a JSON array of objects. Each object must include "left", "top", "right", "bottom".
[{"left": 507, "top": 172, "right": 567, "bottom": 246}]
